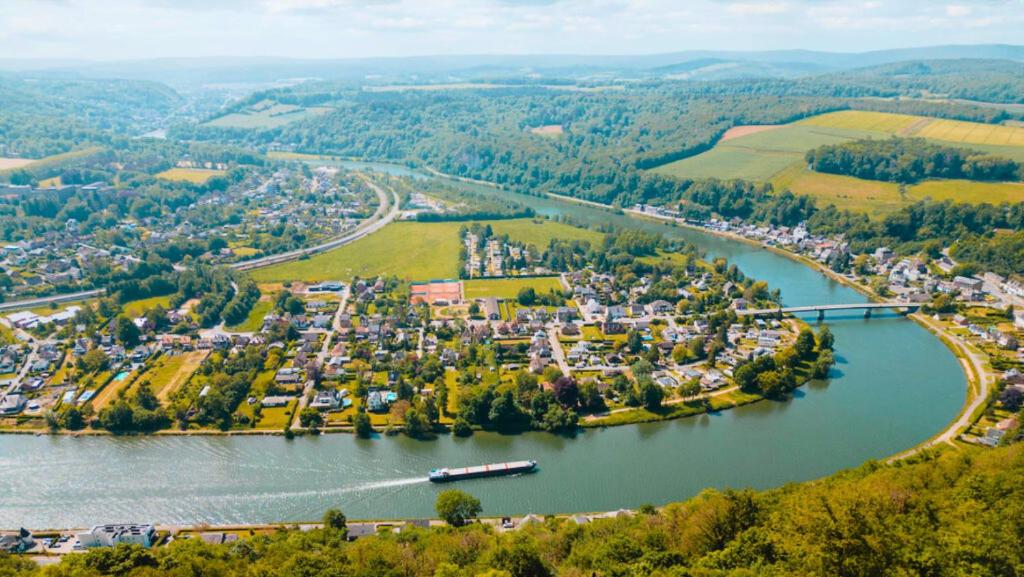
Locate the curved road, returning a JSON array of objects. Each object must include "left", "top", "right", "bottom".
[{"left": 232, "top": 173, "right": 401, "bottom": 272}]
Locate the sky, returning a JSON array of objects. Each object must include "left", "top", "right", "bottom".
[{"left": 1, "top": 0, "right": 1023, "bottom": 61}]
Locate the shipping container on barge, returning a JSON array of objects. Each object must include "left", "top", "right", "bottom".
[{"left": 428, "top": 460, "right": 537, "bottom": 482}]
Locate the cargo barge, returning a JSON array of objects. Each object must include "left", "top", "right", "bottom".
[{"left": 428, "top": 460, "right": 537, "bottom": 482}]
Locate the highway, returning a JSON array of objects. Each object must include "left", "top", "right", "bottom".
[
  {"left": 0, "top": 289, "right": 105, "bottom": 313},
  {"left": 231, "top": 172, "right": 401, "bottom": 272}
]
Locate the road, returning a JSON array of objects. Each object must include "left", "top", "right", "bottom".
[
  {"left": 890, "top": 314, "right": 995, "bottom": 460},
  {"left": 547, "top": 327, "right": 571, "bottom": 375},
  {"left": 232, "top": 173, "right": 400, "bottom": 272},
  {"left": 0, "top": 289, "right": 105, "bottom": 313},
  {"left": 293, "top": 285, "right": 352, "bottom": 431}
]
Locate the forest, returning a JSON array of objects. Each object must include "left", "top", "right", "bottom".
[
  {"left": 805, "top": 137, "right": 1022, "bottom": 184},
  {"left": 2, "top": 443, "right": 1020, "bottom": 576}
]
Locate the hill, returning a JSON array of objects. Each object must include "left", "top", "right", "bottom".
[
  {"left": 651, "top": 110, "right": 1024, "bottom": 216},
  {"left": 3, "top": 443, "right": 1021, "bottom": 576},
  {"left": 4, "top": 45, "right": 1023, "bottom": 86}
]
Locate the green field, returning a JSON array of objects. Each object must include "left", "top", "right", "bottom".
[
  {"left": 770, "top": 164, "right": 905, "bottom": 217},
  {"left": 908, "top": 180, "right": 1024, "bottom": 205},
  {"left": 654, "top": 110, "right": 1024, "bottom": 183},
  {"left": 250, "top": 222, "right": 462, "bottom": 283},
  {"left": 250, "top": 219, "right": 602, "bottom": 283},
  {"left": 225, "top": 300, "right": 272, "bottom": 332},
  {"left": 651, "top": 124, "right": 881, "bottom": 181},
  {"left": 463, "top": 276, "right": 563, "bottom": 299},
  {"left": 205, "top": 101, "right": 333, "bottom": 129},
  {"left": 122, "top": 295, "right": 172, "bottom": 317},
  {"left": 489, "top": 219, "right": 603, "bottom": 247},
  {"left": 0, "top": 147, "right": 106, "bottom": 178},
  {"left": 652, "top": 109, "right": 1024, "bottom": 215}
]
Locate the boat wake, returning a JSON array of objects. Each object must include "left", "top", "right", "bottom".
[{"left": 354, "top": 477, "right": 430, "bottom": 491}]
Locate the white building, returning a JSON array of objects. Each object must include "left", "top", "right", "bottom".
[{"left": 76, "top": 524, "right": 156, "bottom": 548}]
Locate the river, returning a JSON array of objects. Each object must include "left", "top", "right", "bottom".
[{"left": 0, "top": 165, "right": 966, "bottom": 528}]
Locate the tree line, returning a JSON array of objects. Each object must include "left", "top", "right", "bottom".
[{"left": 806, "top": 137, "right": 1021, "bottom": 184}]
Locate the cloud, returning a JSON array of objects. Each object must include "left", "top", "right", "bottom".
[
  {"left": 945, "top": 4, "right": 972, "bottom": 17},
  {"left": 726, "top": 2, "right": 790, "bottom": 15},
  {"left": 1, "top": 0, "right": 1022, "bottom": 60}
]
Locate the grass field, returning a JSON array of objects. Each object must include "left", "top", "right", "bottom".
[
  {"left": 463, "top": 276, "right": 563, "bottom": 299},
  {"left": 654, "top": 110, "right": 1024, "bottom": 183},
  {"left": 155, "top": 168, "right": 226, "bottom": 184},
  {"left": 250, "top": 222, "right": 462, "bottom": 283},
  {"left": 770, "top": 163, "right": 905, "bottom": 217},
  {"left": 489, "top": 219, "right": 603, "bottom": 247},
  {"left": 797, "top": 111, "right": 923, "bottom": 134},
  {"left": 139, "top": 352, "right": 207, "bottom": 403},
  {"left": 121, "top": 295, "right": 172, "bottom": 317},
  {"left": 651, "top": 125, "right": 880, "bottom": 181},
  {"left": 249, "top": 219, "right": 601, "bottom": 283},
  {"left": 225, "top": 300, "right": 272, "bottom": 332},
  {"left": 90, "top": 370, "right": 135, "bottom": 410},
  {"left": 908, "top": 180, "right": 1024, "bottom": 204},
  {"left": 204, "top": 100, "right": 333, "bottom": 129},
  {"left": 0, "top": 158, "right": 35, "bottom": 170},
  {"left": 0, "top": 147, "right": 106, "bottom": 178},
  {"left": 651, "top": 109, "right": 1024, "bottom": 215},
  {"left": 256, "top": 400, "right": 297, "bottom": 429}
]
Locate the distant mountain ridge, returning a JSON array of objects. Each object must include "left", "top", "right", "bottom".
[{"left": 1, "top": 44, "right": 1023, "bottom": 87}]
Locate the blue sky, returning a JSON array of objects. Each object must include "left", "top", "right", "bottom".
[{"left": 2, "top": 0, "right": 1022, "bottom": 60}]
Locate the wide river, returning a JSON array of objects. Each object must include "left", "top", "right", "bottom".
[{"left": 0, "top": 165, "right": 966, "bottom": 528}]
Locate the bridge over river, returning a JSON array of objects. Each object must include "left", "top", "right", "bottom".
[{"left": 737, "top": 302, "right": 922, "bottom": 320}]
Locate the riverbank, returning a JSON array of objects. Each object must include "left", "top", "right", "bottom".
[{"left": 615, "top": 206, "right": 994, "bottom": 457}]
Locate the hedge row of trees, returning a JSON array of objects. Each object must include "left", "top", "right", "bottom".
[{"left": 806, "top": 137, "right": 1021, "bottom": 183}]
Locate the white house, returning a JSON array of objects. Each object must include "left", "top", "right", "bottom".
[{"left": 76, "top": 524, "right": 156, "bottom": 548}]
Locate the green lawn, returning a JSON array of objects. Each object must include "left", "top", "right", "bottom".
[
  {"left": 204, "top": 102, "right": 333, "bottom": 129},
  {"left": 249, "top": 219, "right": 601, "bottom": 283},
  {"left": 135, "top": 351, "right": 207, "bottom": 403},
  {"left": 225, "top": 300, "right": 272, "bottom": 332},
  {"left": 250, "top": 222, "right": 462, "bottom": 283},
  {"left": 488, "top": 219, "right": 603, "bottom": 247},
  {"left": 256, "top": 400, "right": 297, "bottom": 429},
  {"left": 122, "top": 295, "right": 172, "bottom": 317},
  {"left": 464, "top": 276, "right": 563, "bottom": 299}
]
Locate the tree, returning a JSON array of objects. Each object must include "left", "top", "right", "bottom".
[
  {"left": 404, "top": 407, "right": 432, "bottom": 438},
  {"left": 78, "top": 348, "right": 110, "bottom": 373},
  {"left": 116, "top": 316, "right": 141, "bottom": 348},
  {"left": 639, "top": 380, "right": 664, "bottom": 410},
  {"left": 999, "top": 387, "right": 1023, "bottom": 412},
  {"left": 812, "top": 351, "right": 834, "bottom": 379},
  {"left": 794, "top": 328, "right": 816, "bottom": 359},
  {"left": 353, "top": 411, "right": 372, "bottom": 438},
  {"left": 551, "top": 376, "right": 578, "bottom": 408},
  {"left": 816, "top": 326, "right": 835, "bottom": 351},
  {"left": 435, "top": 489, "right": 482, "bottom": 527},
  {"left": 60, "top": 407, "right": 85, "bottom": 430},
  {"left": 671, "top": 344, "right": 692, "bottom": 365},
  {"left": 517, "top": 287, "right": 537, "bottom": 306},
  {"left": 626, "top": 330, "right": 643, "bottom": 354},
  {"left": 300, "top": 407, "right": 323, "bottom": 428},
  {"left": 577, "top": 379, "right": 605, "bottom": 412},
  {"left": 489, "top": 390, "right": 527, "bottom": 431},
  {"left": 322, "top": 508, "right": 347, "bottom": 532},
  {"left": 452, "top": 416, "right": 473, "bottom": 437},
  {"left": 495, "top": 537, "right": 553, "bottom": 577}
]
